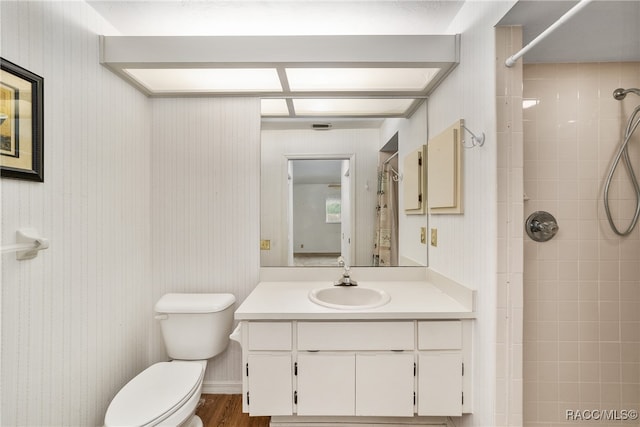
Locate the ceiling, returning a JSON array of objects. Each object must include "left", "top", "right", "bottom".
[
  {"left": 499, "top": 0, "right": 640, "bottom": 64},
  {"left": 88, "top": 0, "right": 640, "bottom": 123},
  {"left": 87, "top": 1, "right": 465, "bottom": 36}
]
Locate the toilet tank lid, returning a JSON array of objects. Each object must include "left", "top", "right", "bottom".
[{"left": 155, "top": 293, "right": 236, "bottom": 313}]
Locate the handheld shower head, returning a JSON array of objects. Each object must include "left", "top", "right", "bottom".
[{"left": 613, "top": 87, "right": 640, "bottom": 100}]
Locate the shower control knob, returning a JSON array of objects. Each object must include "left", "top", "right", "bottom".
[
  {"left": 526, "top": 211, "right": 559, "bottom": 242},
  {"left": 530, "top": 219, "right": 558, "bottom": 234}
]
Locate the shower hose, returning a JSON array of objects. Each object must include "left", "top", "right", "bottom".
[{"left": 603, "top": 98, "right": 640, "bottom": 236}]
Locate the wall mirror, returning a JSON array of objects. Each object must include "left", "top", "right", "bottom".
[{"left": 260, "top": 124, "right": 404, "bottom": 267}]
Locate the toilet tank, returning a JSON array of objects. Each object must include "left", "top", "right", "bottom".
[{"left": 155, "top": 293, "right": 236, "bottom": 360}]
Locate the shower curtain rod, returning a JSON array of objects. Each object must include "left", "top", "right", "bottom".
[
  {"left": 505, "top": 0, "right": 594, "bottom": 68},
  {"left": 383, "top": 151, "right": 398, "bottom": 165}
]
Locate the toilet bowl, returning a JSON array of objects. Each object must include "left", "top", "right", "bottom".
[
  {"left": 104, "top": 293, "right": 236, "bottom": 427},
  {"left": 104, "top": 360, "right": 206, "bottom": 427}
]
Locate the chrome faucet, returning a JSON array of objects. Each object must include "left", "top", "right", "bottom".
[{"left": 335, "top": 256, "right": 357, "bottom": 286}]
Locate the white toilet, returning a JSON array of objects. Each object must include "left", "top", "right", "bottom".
[{"left": 104, "top": 293, "right": 236, "bottom": 427}]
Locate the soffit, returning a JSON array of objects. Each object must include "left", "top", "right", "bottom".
[{"left": 99, "top": 34, "right": 460, "bottom": 118}]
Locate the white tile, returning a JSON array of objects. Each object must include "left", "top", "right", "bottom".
[{"left": 522, "top": 60, "right": 640, "bottom": 420}]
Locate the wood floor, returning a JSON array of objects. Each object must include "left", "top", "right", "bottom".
[{"left": 196, "top": 394, "right": 270, "bottom": 427}]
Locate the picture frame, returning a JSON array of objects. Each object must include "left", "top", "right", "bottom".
[{"left": 1, "top": 58, "right": 44, "bottom": 182}]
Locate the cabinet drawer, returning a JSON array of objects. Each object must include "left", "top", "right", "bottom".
[
  {"left": 298, "top": 321, "right": 414, "bottom": 350},
  {"left": 418, "top": 320, "right": 461, "bottom": 350},
  {"left": 248, "top": 322, "right": 292, "bottom": 350}
]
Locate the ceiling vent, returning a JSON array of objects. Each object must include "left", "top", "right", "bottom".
[{"left": 312, "top": 123, "right": 333, "bottom": 130}]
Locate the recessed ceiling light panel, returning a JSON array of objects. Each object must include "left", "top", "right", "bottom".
[
  {"left": 123, "top": 68, "right": 282, "bottom": 92},
  {"left": 286, "top": 68, "right": 440, "bottom": 92},
  {"left": 293, "top": 98, "right": 415, "bottom": 116}
]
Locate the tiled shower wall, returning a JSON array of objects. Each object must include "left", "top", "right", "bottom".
[
  {"left": 523, "top": 62, "right": 640, "bottom": 425},
  {"left": 496, "top": 26, "right": 524, "bottom": 427}
]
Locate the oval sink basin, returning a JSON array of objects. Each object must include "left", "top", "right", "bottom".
[{"left": 309, "top": 287, "right": 391, "bottom": 310}]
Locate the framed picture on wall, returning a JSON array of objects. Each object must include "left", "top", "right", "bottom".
[{"left": 0, "top": 58, "right": 44, "bottom": 182}]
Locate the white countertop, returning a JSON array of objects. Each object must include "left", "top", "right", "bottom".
[{"left": 235, "top": 279, "right": 475, "bottom": 320}]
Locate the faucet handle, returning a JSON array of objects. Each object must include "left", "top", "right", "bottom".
[{"left": 337, "top": 256, "right": 351, "bottom": 274}]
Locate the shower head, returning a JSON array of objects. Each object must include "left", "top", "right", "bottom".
[{"left": 613, "top": 87, "right": 640, "bottom": 100}]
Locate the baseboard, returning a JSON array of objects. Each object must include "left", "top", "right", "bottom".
[
  {"left": 270, "top": 416, "right": 450, "bottom": 427},
  {"left": 201, "top": 380, "right": 242, "bottom": 394}
]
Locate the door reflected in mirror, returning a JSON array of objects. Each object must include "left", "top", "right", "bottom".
[{"left": 288, "top": 159, "right": 352, "bottom": 267}]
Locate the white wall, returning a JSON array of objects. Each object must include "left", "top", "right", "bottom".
[
  {"left": 0, "top": 2, "right": 153, "bottom": 426},
  {"left": 427, "top": 2, "right": 517, "bottom": 426},
  {"left": 149, "top": 97, "right": 261, "bottom": 390},
  {"left": 261, "top": 128, "right": 379, "bottom": 266}
]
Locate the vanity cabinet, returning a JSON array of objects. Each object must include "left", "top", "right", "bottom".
[
  {"left": 244, "top": 322, "right": 294, "bottom": 416},
  {"left": 296, "top": 352, "right": 415, "bottom": 417},
  {"left": 417, "top": 320, "right": 464, "bottom": 416},
  {"left": 355, "top": 352, "right": 415, "bottom": 416},
  {"left": 246, "top": 353, "right": 293, "bottom": 416},
  {"left": 296, "top": 353, "right": 355, "bottom": 415},
  {"left": 240, "top": 319, "right": 470, "bottom": 419},
  {"left": 296, "top": 321, "right": 415, "bottom": 416},
  {"left": 418, "top": 352, "right": 462, "bottom": 416}
]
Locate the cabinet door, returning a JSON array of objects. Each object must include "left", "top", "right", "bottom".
[
  {"left": 296, "top": 353, "right": 355, "bottom": 416},
  {"left": 403, "top": 146, "right": 426, "bottom": 213},
  {"left": 417, "top": 351, "right": 462, "bottom": 416},
  {"left": 247, "top": 354, "right": 293, "bottom": 416},
  {"left": 355, "top": 353, "right": 415, "bottom": 416}
]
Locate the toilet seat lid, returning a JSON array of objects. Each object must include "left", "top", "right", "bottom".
[{"left": 105, "top": 361, "right": 203, "bottom": 427}]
